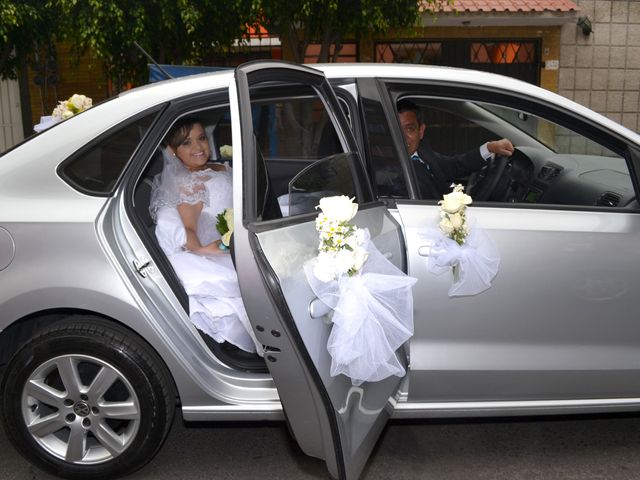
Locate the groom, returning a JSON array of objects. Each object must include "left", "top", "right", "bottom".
[{"left": 397, "top": 99, "right": 514, "bottom": 198}]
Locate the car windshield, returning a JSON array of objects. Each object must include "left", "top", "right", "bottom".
[{"left": 480, "top": 103, "right": 619, "bottom": 158}]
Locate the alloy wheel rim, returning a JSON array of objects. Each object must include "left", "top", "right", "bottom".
[{"left": 21, "top": 354, "right": 141, "bottom": 464}]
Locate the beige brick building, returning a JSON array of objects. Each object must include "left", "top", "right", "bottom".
[
  {"left": 357, "top": 0, "right": 639, "bottom": 133},
  {"left": 559, "top": 0, "right": 640, "bottom": 132}
]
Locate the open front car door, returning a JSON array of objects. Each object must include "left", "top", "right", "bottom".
[{"left": 229, "top": 61, "right": 409, "bottom": 479}]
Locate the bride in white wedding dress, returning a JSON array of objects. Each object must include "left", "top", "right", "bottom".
[{"left": 149, "top": 117, "right": 262, "bottom": 355}]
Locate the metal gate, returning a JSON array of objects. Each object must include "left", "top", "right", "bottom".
[{"left": 376, "top": 38, "right": 541, "bottom": 85}]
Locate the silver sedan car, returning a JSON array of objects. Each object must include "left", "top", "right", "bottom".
[{"left": 1, "top": 61, "right": 639, "bottom": 480}]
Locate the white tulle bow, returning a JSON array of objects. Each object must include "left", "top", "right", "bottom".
[
  {"left": 304, "top": 230, "right": 417, "bottom": 386},
  {"left": 422, "top": 226, "right": 500, "bottom": 297}
]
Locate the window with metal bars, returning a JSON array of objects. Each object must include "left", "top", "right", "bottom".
[
  {"left": 470, "top": 42, "right": 536, "bottom": 64},
  {"left": 375, "top": 42, "right": 443, "bottom": 64},
  {"left": 304, "top": 43, "right": 358, "bottom": 63}
]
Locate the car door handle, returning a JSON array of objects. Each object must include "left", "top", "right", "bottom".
[
  {"left": 418, "top": 246, "right": 431, "bottom": 257},
  {"left": 309, "top": 298, "right": 332, "bottom": 319}
]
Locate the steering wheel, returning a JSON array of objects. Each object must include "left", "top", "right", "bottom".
[{"left": 467, "top": 154, "right": 511, "bottom": 201}]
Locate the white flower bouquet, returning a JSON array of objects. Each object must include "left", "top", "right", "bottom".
[
  {"left": 303, "top": 195, "right": 417, "bottom": 386},
  {"left": 438, "top": 184, "right": 472, "bottom": 245},
  {"left": 220, "top": 145, "right": 233, "bottom": 160},
  {"left": 312, "top": 196, "right": 369, "bottom": 282},
  {"left": 215, "top": 208, "right": 234, "bottom": 250},
  {"left": 52, "top": 94, "right": 93, "bottom": 120},
  {"left": 422, "top": 184, "right": 500, "bottom": 297}
]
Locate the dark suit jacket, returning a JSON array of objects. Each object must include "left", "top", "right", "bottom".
[{"left": 413, "top": 142, "right": 486, "bottom": 198}]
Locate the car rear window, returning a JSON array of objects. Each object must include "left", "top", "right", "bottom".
[{"left": 58, "top": 109, "right": 159, "bottom": 196}]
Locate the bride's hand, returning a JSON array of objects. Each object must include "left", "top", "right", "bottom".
[
  {"left": 186, "top": 240, "right": 228, "bottom": 256},
  {"left": 213, "top": 240, "right": 226, "bottom": 253},
  {"left": 202, "top": 239, "right": 228, "bottom": 255}
]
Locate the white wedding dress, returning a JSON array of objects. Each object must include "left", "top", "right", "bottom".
[{"left": 150, "top": 153, "right": 262, "bottom": 355}]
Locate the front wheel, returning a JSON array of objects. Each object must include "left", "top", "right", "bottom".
[{"left": 1, "top": 316, "right": 175, "bottom": 479}]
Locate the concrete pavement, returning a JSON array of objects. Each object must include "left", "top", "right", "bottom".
[{"left": 3, "top": 413, "right": 640, "bottom": 479}]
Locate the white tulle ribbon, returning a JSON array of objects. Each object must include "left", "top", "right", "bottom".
[
  {"left": 33, "top": 116, "right": 60, "bottom": 133},
  {"left": 421, "top": 226, "right": 500, "bottom": 297},
  {"left": 304, "top": 230, "right": 417, "bottom": 386}
]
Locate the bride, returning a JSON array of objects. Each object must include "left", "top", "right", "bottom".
[{"left": 149, "top": 116, "right": 262, "bottom": 355}]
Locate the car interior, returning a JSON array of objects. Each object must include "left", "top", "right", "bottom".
[
  {"left": 131, "top": 88, "right": 361, "bottom": 372},
  {"left": 403, "top": 96, "right": 636, "bottom": 208},
  {"left": 132, "top": 106, "right": 270, "bottom": 372}
]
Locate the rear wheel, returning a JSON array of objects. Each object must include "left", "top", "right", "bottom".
[{"left": 1, "top": 316, "right": 175, "bottom": 479}]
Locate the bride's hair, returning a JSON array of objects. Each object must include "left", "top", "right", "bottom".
[{"left": 163, "top": 116, "right": 203, "bottom": 151}]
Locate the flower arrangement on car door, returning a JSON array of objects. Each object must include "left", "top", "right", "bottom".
[
  {"left": 304, "top": 196, "right": 417, "bottom": 386},
  {"left": 423, "top": 185, "right": 500, "bottom": 297}
]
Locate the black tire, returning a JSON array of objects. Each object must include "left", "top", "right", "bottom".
[{"left": 1, "top": 316, "right": 175, "bottom": 480}]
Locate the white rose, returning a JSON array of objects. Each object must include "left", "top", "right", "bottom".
[
  {"left": 352, "top": 247, "right": 369, "bottom": 273},
  {"left": 333, "top": 249, "right": 354, "bottom": 274},
  {"left": 221, "top": 230, "right": 232, "bottom": 247},
  {"left": 51, "top": 104, "right": 65, "bottom": 119},
  {"left": 61, "top": 108, "right": 74, "bottom": 119},
  {"left": 344, "top": 234, "right": 358, "bottom": 251},
  {"left": 439, "top": 217, "right": 454, "bottom": 235},
  {"left": 69, "top": 94, "right": 91, "bottom": 111},
  {"left": 317, "top": 195, "right": 358, "bottom": 223},
  {"left": 313, "top": 254, "right": 336, "bottom": 282},
  {"left": 449, "top": 212, "right": 464, "bottom": 229},
  {"left": 223, "top": 208, "right": 233, "bottom": 227},
  {"left": 220, "top": 144, "right": 233, "bottom": 159},
  {"left": 315, "top": 251, "right": 351, "bottom": 282},
  {"left": 439, "top": 191, "right": 472, "bottom": 214}
]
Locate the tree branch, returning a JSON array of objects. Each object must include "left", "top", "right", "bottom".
[{"left": 0, "top": 43, "right": 16, "bottom": 78}]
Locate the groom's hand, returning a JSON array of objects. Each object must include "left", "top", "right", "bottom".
[{"left": 487, "top": 139, "right": 515, "bottom": 157}]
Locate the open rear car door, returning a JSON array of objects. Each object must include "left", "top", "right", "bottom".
[{"left": 228, "top": 61, "right": 409, "bottom": 479}]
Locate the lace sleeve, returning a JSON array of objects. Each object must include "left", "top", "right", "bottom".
[
  {"left": 177, "top": 175, "right": 209, "bottom": 206},
  {"left": 149, "top": 148, "right": 209, "bottom": 222}
]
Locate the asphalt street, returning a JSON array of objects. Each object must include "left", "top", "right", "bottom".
[{"left": 3, "top": 412, "right": 640, "bottom": 479}]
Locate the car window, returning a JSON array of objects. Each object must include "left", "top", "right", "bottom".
[
  {"left": 395, "top": 96, "right": 634, "bottom": 208},
  {"left": 252, "top": 94, "right": 342, "bottom": 159},
  {"left": 420, "top": 103, "right": 499, "bottom": 155},
  {"left": 59, "top": 110, "right": 159, "bottom": 195},
  {"left": 360, "top": 94, "right": 410, "bottom": 199},
  {"left": 250, "top": 86, "right": 363, "bottom": 219}
]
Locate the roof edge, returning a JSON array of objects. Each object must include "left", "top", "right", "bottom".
[{"left": 421, "top": 10, "right": 580, "bottom": 27}]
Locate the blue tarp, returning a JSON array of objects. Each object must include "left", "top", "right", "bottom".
[{"left": 148, "top": 64, "right": 230, "bottom": 82}]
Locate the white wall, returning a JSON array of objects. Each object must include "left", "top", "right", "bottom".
[{"left": 0, "top": 77, "right": 24, "bottom": 152}]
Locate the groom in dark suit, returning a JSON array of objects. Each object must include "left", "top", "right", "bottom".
[{"left": 397, "top": 99, "right": 514, "bottom": 198}]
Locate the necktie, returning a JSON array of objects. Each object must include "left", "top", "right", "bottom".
[
  {"left": 411, "top": 153, "right": 430, "bottom": 171},
  {"left": 411, "top": 152, "right": 439, "bottom": 198}
]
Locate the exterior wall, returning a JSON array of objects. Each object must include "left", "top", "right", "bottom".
[
  {"left": 0, "top": 78, "right": 24, "bottom": 152},
  {"left": 360, "top": 25, "right": 562, "bottom": 92},
  {"left": 560, "top": 0, "right": 640, "bottom": 132},
  {"left": 27, "top": 43, "right": 109, "bottom": 128},
  {"left": 13, "top": 4, "right": 638, "bottom": 136}
]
